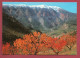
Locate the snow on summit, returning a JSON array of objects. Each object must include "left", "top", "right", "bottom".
[{"left": 3, "top": 4, "right": 61, "bottom": 12}]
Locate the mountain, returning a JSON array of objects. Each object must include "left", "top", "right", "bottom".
[{"left": 2, "top": 4, "right": 77, "bottom": 43}]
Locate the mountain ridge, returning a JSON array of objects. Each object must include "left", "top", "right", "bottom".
[
  {"left": 3, "top": 4, "right": 76, "bottom": 31},
  {"left": 2, "top": 4, "right": 77, "bottom": 38},
  {"left": 3, "top": 4, "right": 77, "bottom": 14}
]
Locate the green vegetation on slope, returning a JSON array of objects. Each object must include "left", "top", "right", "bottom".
[{"left": 2, "top": 13, "right": 33, "bottom": 44}]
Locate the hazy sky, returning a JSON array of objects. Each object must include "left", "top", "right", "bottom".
[{"left": 3, "top": 2, "right": 77, "bottom": 13}]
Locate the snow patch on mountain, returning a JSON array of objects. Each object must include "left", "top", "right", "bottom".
[{"left": 3, "top": 4, "right": 61, "bottom": 12}]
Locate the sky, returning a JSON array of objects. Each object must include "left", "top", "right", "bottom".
[{"left": 3, "top": 2, "right": 77, "bottom": 13}]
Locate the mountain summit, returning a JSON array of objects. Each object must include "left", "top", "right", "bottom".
[{"left": 3, "top": 4, "right": 61, "bottom": 12}]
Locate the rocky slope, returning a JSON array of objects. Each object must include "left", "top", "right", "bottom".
[{"left": 3, "top": 5, "right": 76, "bottom": 31}]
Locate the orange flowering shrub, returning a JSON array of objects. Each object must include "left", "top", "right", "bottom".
[
  {"left": 52, "top": 38, "right": 67, "bottom": 55},
  {"left": 38, "top": 34, "right": 67, "bottom": 55},
  {"left": 2, "top": 31, "right": 76, "bottom": 55},
  {"left": 60, "top": 34, "right": 76, "bottom": 50},
  {"left": 43, "top": 37, "right": 66, "bottom": 55},
  {"left": 13, "top": 32, "right": 46, "bottom": 55},
  {"left": 2, "top": 42, "right": 13, "bottom": 55}
]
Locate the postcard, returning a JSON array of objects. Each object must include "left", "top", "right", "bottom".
[{"left": 0, "top": 0, "right": 80, "bottom": 58}]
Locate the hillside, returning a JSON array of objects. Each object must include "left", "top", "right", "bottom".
[{"left": 2, "top": 13, "right": 33, "bottom": 44}]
